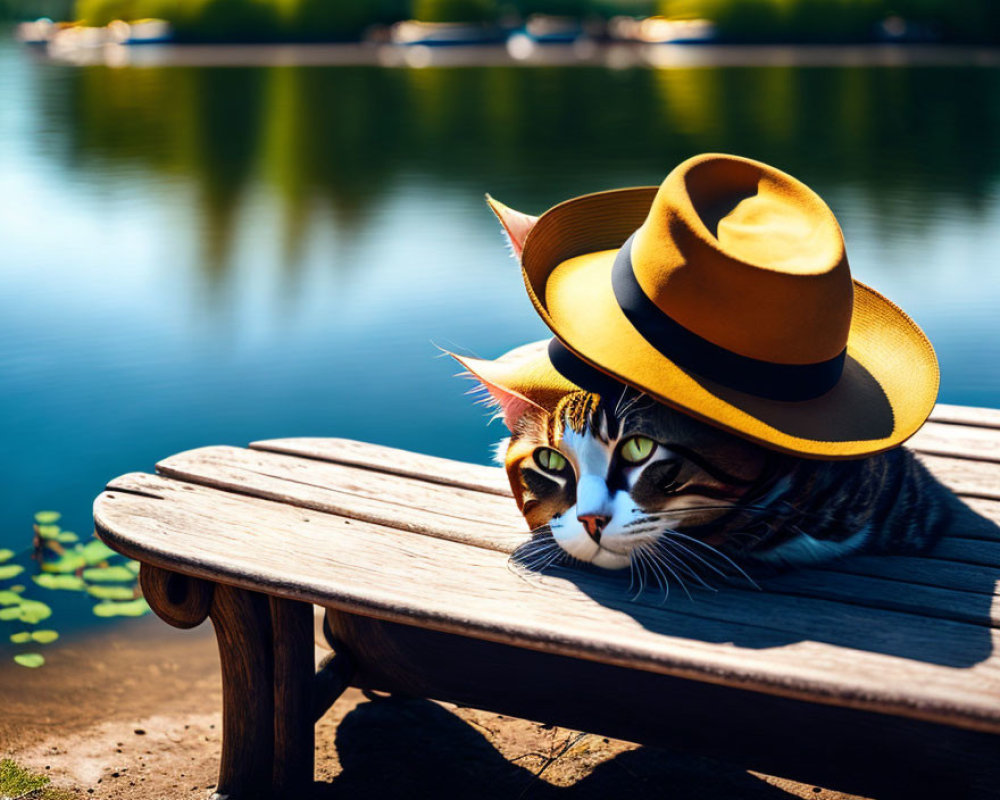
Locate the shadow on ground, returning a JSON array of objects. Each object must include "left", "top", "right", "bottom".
[{"left": 314, "top": 695, "right": 803, "bottom": 800}]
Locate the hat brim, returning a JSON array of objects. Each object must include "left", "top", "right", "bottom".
[{"left": 519, "top": 188, "right": 939, "bottom": 459}]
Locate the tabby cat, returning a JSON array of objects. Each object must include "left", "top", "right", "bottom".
[{"left": 467, "top": 351, "right": 954, "bottom": 591}]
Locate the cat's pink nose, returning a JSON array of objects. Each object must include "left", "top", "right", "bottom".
[{"left": 579, "top": 514, "right": 609, "bottom": 544}]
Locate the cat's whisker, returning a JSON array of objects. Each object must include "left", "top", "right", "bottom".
[
  {"left": 664, "top": 531, "right": 761, "bottom": 590},
  {"left": 630, "top": 550, "right": 649, "bottom": 601},
  {"left": 644, "top": 543, "right": 693, "bottom": 603},
  {"left": 658, "top": 537, "right": 730, "bottom": 584},
  {"left": 653, "top": 541, "right": 717, "bottom": 592},
  {"left": 635, "top": 545, "right": 669, "bottom": 603},
  {"left": 626, "top": 551, "right": 638, "bottom": 594}
]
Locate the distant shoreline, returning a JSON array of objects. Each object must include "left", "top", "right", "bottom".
[{"left": 27, "top": 40, "right": 1000, "bottom": 69}]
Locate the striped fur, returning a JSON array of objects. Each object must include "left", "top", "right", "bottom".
[{"left": 492, "top": 388, "right": 952, "bottom": 586}]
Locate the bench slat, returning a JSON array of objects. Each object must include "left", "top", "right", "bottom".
[
  {"left": 929, "top": 403, "right": 1000, "bottom": 430},
  {"left": 909, "top": 421, "right": 1000, "bottom": 463},
  {"left": 250, "top": 437, "right": 512, "bottom": 496},
  {"left": 157, "top": 445, "right": 1000, "bottom": 605},
  {"left": 157, "top": 446, "right": 524, "bottom": 553},
  {"left": 95, "top": 471, "right": 1000, "bottom": 735},
  {"left": 252, "top": 431, "right": 1000, "bottom": 502}
]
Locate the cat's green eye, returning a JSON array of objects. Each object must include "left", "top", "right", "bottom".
[
  {"left": 535, "top": 447, "right": 567, "bottom": 473},
  {"left": 620, "top": 436, "right": 656, "bottom": 464}
]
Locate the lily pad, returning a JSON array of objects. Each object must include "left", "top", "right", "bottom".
[
  {"left": 9, "top": 632, "right": 31, "bottom": 644},
  {"left": 0, "top": 564, "right": 24, "bottom": 580},
  {"left": 0, "top": 600, "right": 52, "bottom": 624},
  {"left": 41, "top": 551, "right": 86, "bottom": 574},
  {"left": 82, "top": 566, "right": 135, "bottom": 583},
  {"left": 92, "top": 598, "right": 150, "bottom": 618},
  {"left": 34, "top": 511, "right": 61, "bottom": 524},
  {"left": 35, "top": 524, "right": 61, "bottom": 540},
  {"left": 13, "top": 653, "right": 45, "bottom": 668},
  {"left": 0, "top": 591, "right": 22, "bottom": 606},
  {"left": 0, "top": 549, "right": 14, "bottom": 563},
  {"left": 30, "top": 630, "right": 59, "bottom": 644},
  {"left": 80, "top": 540, "right": 117, "bottom": 565},
  {"left": 87, "top": 585, "right": 135, "bottom": 600},
  {"left": 33, "top": 573, "right": 86, "bottom": 591},
  {"left": 56, "top": 531, "right": 79, "bottom": 544}
]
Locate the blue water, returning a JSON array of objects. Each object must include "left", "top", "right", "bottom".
[{"left": 1, "top": 41, "right": 999, "bottom": 575}]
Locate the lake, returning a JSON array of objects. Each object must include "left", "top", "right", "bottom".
[{"left": 1, "top": 37, "right": 999, "bottom": 638}]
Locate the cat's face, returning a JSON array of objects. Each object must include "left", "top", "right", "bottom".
[{"left": 500, "top": 388, "right": 772, "bottom": 570}]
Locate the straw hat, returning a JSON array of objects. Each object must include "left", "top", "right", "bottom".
[{"left": 469, "top": 153, "right": 938, "bottom": 459}]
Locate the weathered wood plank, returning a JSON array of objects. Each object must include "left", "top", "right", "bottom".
[
  {"left": 251, "top": 433, "right": 1000, "bottom": 503},
  {"left": 95, "top": 472, "right": 1000, "bottom": 735},
  {"left": 158, "top": 443, "right": 1000, "bottom": 563},
  {"left": 157, "top": 446, "right": 525, "bottom": 552},
  {"left": 909, "top": 421, "right": 1000, "bottom": 463},
  {"left": 930, "top": 403, "right": 1000, "bottom": 430},
  {"left": 250, "top": 437, "right": 512, "bottom": 496},
  {"left": 915, "top": 453, "right": 1000, "bottom": 500}
]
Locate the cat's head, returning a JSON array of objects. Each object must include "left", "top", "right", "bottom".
[{"left": 461, "top": 354, "right": 779, "bottom": 570}]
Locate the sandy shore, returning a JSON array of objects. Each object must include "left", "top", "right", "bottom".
[{"left": 3, "top": 615, "right": 870, "bottom": 799}]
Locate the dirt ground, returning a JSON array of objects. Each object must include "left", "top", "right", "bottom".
[{"left": 2, "top": 615, "right": 871, "bottom": 800}]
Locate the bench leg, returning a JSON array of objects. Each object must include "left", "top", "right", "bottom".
[
  {"left": 270, "top": 597, "right": 315, "bottom": 796},
  {"left": 141, "top": 566, "right": 323, "bottom": 798},
  {"left": 210, "top": 584, "right": 274, "bottom": 800}
]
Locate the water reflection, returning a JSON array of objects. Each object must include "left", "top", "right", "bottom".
[
  {"left": 43, "top": 63, "right": 1000, "bottom": 278},
  {"left": 1, "top": 46, "right": 999, "bottom": 597}
]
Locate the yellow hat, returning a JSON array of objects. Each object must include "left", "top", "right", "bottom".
[{"left": 481, "top": 153, "right": 939, "bottom": 459}]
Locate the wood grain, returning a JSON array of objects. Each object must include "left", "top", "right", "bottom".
[
  {"left": 249, "top": 437, "right": 512, "bottom": 496},
  {"left": 270, "top": 597, "right": 314, "bottom": 796},
  {"left": 139, "top": 564, "right": 213, "bottom": 629},
  {"left": 930, "top": 403, "right": 1000, "bottom": 429},
  {"left": 157, "top": 445, "right": 524, "bottom": 553},
  {"left": 209, "top": 584, "right": 274, "bottom": 800},
  {"left": 909, "top": 420, "right": 1000, "bottom": 463},
  {"left": 95, "top": 471, "right": 1000, "bottom": 735}
]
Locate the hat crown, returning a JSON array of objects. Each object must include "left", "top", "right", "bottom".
[{"left": 631, "top": 154, "right": 853, "bottom": 365}]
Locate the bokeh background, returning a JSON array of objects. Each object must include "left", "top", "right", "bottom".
[{"left": 1, "top": 5, "right": 999, "bottom": 643}]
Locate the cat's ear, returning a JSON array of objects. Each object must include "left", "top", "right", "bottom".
[
  {"left": 485, "top": 195, "right": 537, "bottom": 261},
  {"left": 449, "top": 352, "right": 544, "bottom": 431}
]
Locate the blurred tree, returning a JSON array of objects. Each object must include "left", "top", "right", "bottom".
[{"left": 411, "top": 0, "right": 498, "bottom": 23}]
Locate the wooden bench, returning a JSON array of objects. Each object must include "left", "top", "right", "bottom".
[{"left": 92, "top": 404, "right": 1000, "bottom": 800}]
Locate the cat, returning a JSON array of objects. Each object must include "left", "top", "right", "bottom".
[{"left": 462, "top": 342, "right": 955, "bottom": 593}]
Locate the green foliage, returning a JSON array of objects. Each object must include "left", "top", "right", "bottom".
[
  {"left": 0, "top": 590, "right": 22, "bottom": 606},
  {"left": 657, "top": 0, "right": 1000, "bottom": 42},
  {"left": 75, "top": 0, "right": 409, "bottom": 39},
  {"left": 93, "top": 598, "right": 151, "bottom": 617},
  {"left": 13, "top": 652, "right": 45, "bottom": 668},
  {"left": 1, "top": 511, "right": 150, "bottom": 669},
  {"left": 64, "top": 0, "right": 1000, "bottom": 41},
  {"left": 0, "top": 759, "right": 49, "bottom": 795},
  {"left": 32, "top": 574, "right": 86, "bottom": 591},
  {"left": 81, "top": 565, "right": 135, "bottom": 582},
  {"left": 0, "top": 599, "right": 53, "bottom": 624},
  {"left": 87, "top": 584, "right": 136, "bottom": 600},
  {"left": 412, "top": 0, "right": 497, "bottom": 22}
]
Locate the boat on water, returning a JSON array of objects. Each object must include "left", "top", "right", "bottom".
[
  {"left": 389, "top": 20, "right": 506, "bottom": 46},
  {"left": 15, "top": 17, "right": 174, "bottom": 49},
  {"left": 609, "top": 15, "right": 717, "bottom": 44}
]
